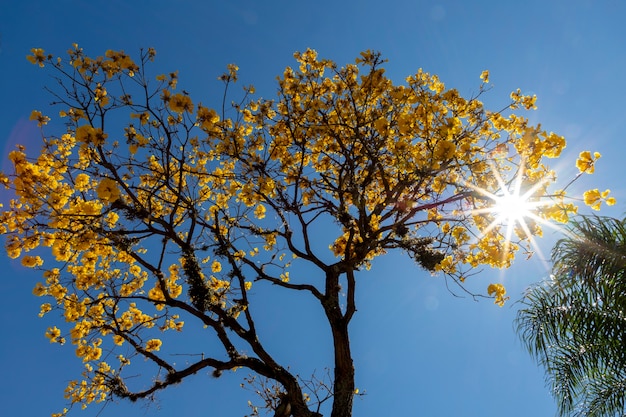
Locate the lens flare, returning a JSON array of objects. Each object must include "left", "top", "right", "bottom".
[{"left": 467, "top": 161, "right": 560, "bottom": 263}]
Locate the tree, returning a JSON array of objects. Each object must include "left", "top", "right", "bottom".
[
  {"left": 0, "top": 45, "right": 608, "bottom": 416},
  {"left": 517, "top": 215, "right": 626, "bottom": 417}
]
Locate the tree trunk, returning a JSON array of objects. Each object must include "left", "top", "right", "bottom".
[
  {"left": 323, "top": 268, "right": 355, "bottom": 417},
  {"left": 329, "top": 318, "right": 355, "bottom": 417}
]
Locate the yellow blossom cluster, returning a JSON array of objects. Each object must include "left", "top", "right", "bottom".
[
  {"left": 62, "top": 362, "right": 113, "bottom": 412},
  {"left": 95, "top": 178, "right": 120, "bottom": 203},
  {"left": 29, "top": 110, "right": 50, "bottom": 127},
  {"left": 573, "top": 152, "right": 615, "bottom": 210},
  {"left": 487, "top": 283, "right": 509, "bottom": 306},
  {"left": 145, "top": 338, "right": 162, "bottom": 352},
  {"left": 168, "top": 93, "right": 193, "bottom": 113},
  {"left": 576, "top": 151, "right": 600, "bottom": 174},
  {"left": 26, "top": 47, "right": 50, "bottom": 67},
  {"left": 583, "top": 188, "right": 616, "bottom": 211}
]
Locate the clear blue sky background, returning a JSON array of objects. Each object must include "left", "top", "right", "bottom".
[{"left": 1, "top": 1, "right": 625, "bottom": 416}]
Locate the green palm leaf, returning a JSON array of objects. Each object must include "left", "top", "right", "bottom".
[{"left": 516, "top": 215, "right": 626, "bottom": 416}]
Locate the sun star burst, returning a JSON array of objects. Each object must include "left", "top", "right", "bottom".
[{"left": 466, "top": 161, "right": 560, "bottom": 264}]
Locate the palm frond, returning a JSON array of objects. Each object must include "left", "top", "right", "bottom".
[{"left": 516, "top": 215, "right": 626, "bottom": 416}]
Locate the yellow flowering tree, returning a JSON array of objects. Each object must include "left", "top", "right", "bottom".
[{"left": 0, "top": 45, "right": 609, "bottom": 417}]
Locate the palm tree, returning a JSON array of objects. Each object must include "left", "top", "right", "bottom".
[{"left": 516, "top": 215, "right": 626, "bottom": 417}]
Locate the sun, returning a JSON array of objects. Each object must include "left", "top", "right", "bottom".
[
  {"left": 491, "top": 182, "right": 540, "bottom": 227},
  {"left": 466, "top": 161, "right": 559, "bottom": 262}
]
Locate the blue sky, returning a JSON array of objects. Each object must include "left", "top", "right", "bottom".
[{"left": 1, "top": 1, "right": 625, "bottom": 416}]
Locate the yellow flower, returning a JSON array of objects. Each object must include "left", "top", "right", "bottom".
[
  {"left": 145, "top": 339, "right": 162, "bottom": 352},
  {"left": 227, "top": 63, "right": 239, "bottom": 77},
  {"left": 75, "top": 340, "right": 102, "bottom": 361},
  {"left": 76, "top": 125, "right": 107, "bottom": 146},
  {"left": 601, "top": 189, "right": 615, "bottom": 204},
  {"left": 584, "top": 189, "right": 601, "bottom": 210},
  {"left": 74, "top": 173, "right": 91, "bottom": 191},
  {"left": 29, "top": 110, "right": 50, "bottom": 127},
  {"left": 78, "top": 200, "right": 103, "bottom": 215},
  {"left": 197, "top": 106, "right": 221, "bottom": 131},
  {"left": 21, "top": 255, "right": 43, "bottom": 268},
  {"left": 33, "top": 282, "right": 48, "bottom": 296},
  {"left": 542, "top": 202, "right": 577, "bottom": 224},
  {"left": 583, "top": 188, "right": 614, "bottom": 211},
  {"left": 211, "top": 260, "right": 222, "bottom": 273},
  {"left": 96, "top": 178, "right": 120, "bottom": 203},
  {"left": 46, "top": 326, "right": 62, "bottom": 343},
  {"left": 219, "top": 63, "right": 239, "bottom": 82},
  {"left": 487, "top": 283, "right": 509, "bottom": 307},
  {"left": 5, "top": 235, "right": 22, "bottom": 259},
  {"left": 254, "top": 204, "right": 266, "bottom": 219},
  {"left": 542, "top": 132, "right": 566, "bottom": 158},
  {"left": 168, "top": 71, "right": 179, "bottom": 89},
  {"left": 39, "top": 303, "right": 52, "bottom": 317},
  {"left": 576, "top": 151, "right": 601, "bottom": 174},
  {"left": 105, "top": 211, "right": 119, "bottom": 228},
  {"left": 94, "top": 83, "right": 109, "bottom": 107},
  {"left": 51, "top": 241, "right": 71, "bottom": 261},
  {"left": 51, "top": 408, "right": 68, "bottom": 417},
  {"left": 434, "top": 140, "right": 456, "bottom": 161},
  {"left": 374, "top": 118, "right": 388, "bottom": 134},
  {"left": 479, "top": 70, "right": 489, "bottom": 83},
  {"left": 26, "top": 48, "right": 47, "bottom": 67},
  {"left": 168, "top": 93, "right": 194, "bottom": 113}
]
